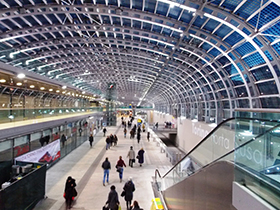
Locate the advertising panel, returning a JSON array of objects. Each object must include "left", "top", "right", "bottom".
[{"left": 15, "top": 140, "right": 60, "bottom": 163}]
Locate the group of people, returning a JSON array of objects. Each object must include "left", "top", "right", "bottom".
[
  {"left": 105, "top": 179, "right": 143, "bottom": 210},
  {"left": 106, "top": 134, "right": 118, "bottom": 149},
  {"left": 127, "top": 146, "right": 145, "bottom": 168},
  {"left": 66, "top": 117, "right": 147, "bottom": 209}
]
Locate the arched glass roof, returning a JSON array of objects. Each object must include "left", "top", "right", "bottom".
[{"left": 0, "top": 0, "right": 279, "bottom": 123}]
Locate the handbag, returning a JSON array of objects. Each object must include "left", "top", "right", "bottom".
[
  {"left": 103, "top": 205, "right": 109, "bottom": 210},
  {"left": 136, "top": 155, "right": 139, "bottom": 159},
  {"left": 121, "top": 190, "right": 126, "bottom": 197},
  {"left": 116, "top": 167, "right": 121, "bottom": 173},
  {"left": 73, "top": 188, "right": 78, "bottom": 197}
]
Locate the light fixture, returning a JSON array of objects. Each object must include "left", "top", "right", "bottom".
[
  {"left": 0, "top": 79, "right": 6, "bottom": 83},
  {"left": 30, "top": 85, "right": 35, "bottom": 88},
  {"left": 56, "top": 90, "right": 60, "bottom": 93},
  {"left": 40, "top": 87, "right": 45, "bottom": 90},
  {"left": 17, "top": 73, "right": 25, "bottom": 79},
  {"left": 16, "top": 82, "right": 22, "bottom": 86},
  {"left": 49, "top": 89, "right": 53, "bottom": 91},
  {"left": 62, "top": 85, "right": 67, "bottom": 89}
]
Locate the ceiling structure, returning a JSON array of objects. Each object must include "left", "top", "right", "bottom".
[{"left": 0, "top": 0, "right": 279, "bottom": 123}]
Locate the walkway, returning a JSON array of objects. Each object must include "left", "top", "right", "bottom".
[{"left": 34, "top": 118, "right": 172, "bottom": 210}]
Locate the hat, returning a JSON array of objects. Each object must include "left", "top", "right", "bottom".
[{"left": 128, "top": 177, "right": 132, "bottom": 181}]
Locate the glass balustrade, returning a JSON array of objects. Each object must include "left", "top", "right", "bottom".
[
  {"left": 0, "top": 107, "right": 104, "bottom": 124},
  {"left": 157, "top": 114, "right": 280, "bottom": 209}
]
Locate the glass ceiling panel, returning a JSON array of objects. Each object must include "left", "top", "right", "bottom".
[
  {"left": 214, "top": 24, "right": 232, "bottom": 39},
  {"left": 144, "top": 0, "right": 157, "bottom": 13},
  {"left": 132, "top": 0, "right": 143, "bottom": 10},
  {"left": 248, "top": 3, "right": 280, "bottom": 29},
  {"left": 243, "top": 52, "right": 265, "bottom": 68},
  {"left": 168, "top": 7, "right": 182, "bottom": 19},
  {"left": 257, "top": 81, "right": 278, "bottom": 95},
  {"left": 156, "top": 2, "right": 169, "bottom": 16},
  {"left": 224, "top": 31, "right": 244, "bottom": 46},
  {"left": 251, "top": 66, "right": 273, "bottom": 81},
  {"left": 235, "top": 0, "right": 268, "bottom": 19}
]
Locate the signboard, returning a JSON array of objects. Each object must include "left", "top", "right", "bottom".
[{"left": 15, "top": 140, "right": 60, "bottom": 163}]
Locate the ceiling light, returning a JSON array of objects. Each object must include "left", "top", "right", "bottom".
[
  {"left": 40, "top": 87, "right": 45, "bottom": 90},
  {"left": 82, "top": 91, "right": 85, "bottom": 94},
  {"left": 17, "top": 73, "right": 25, "bottom": 79},
  {"left": 49, "top": 89, "right": 53, "bottom": 91},
  {"left": 62, "top": 85, "right": 67, "bottom": 89},
  {"left": 56, "top": 90, "right": 60, "bottom": 93},
  {"left": 30, "top": 85, "right": 35, "bottom": 88},
  {"left": 16, "top": 82, "right": 22, "bottom": 86},
  {"left": 0, "top": 79, "right": 6, "bottom": 83}
]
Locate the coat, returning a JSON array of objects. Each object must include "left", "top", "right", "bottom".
[
  {"left": 138, "top": 149, "right": 145, "bottom": 164},
  {"left": 106, "top": 189, "right": 119, "bottom": 209},
  {"left": 127, "top": 149, "right": 135, "bottom": 159},
  {"left": 123, "top": 181, "right": 135, "bottom": 202}
]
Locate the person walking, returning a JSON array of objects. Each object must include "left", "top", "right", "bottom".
[
  {"left": 137, "top": 148, "right": 145, "bottom": 167},
  {"left": 136, "top": 132, "right": 141, "bottom": 144},
  {"left": 147, "top": 131, "right": 150, "bottom": 142},
  {"left": 89, "top": 134, "right": 94, "bottom": 147},
  {"left": 113, "top": 134, "right": 118, "bottom": 146},
  {"left": 127, "top": 146, "right": 135, "bottom": 168},
  {"left": 103, "top": 127, "right": 107, "bottom": 137},
  {"left": 116, "top": 156, "right": 126, "bottom": 182},
  {"left": 124, "top": 127, "right": 127, "bottom": 138},
  {"left": 123, "top": 177, "right": 135, "bottom": 210},
  {"left": 130, "top": 200, "right": 143, "bottom": 210},
  {"left": 64, "top": 176, "right": 77, "bottom": 209},
  {"left": 102, "top": 157, "right": 111, "bottom": 186},
  {"left": 106, "top": 136, "right": 111, "bottom": 150},
  {"left": 105, "top": 185, "right": 119, "bottom": 210}
]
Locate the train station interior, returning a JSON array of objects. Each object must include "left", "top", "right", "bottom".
[{"left": 0, "top": 0, "right": 280, "bottom": 209}]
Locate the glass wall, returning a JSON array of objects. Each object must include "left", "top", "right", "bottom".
[{"left": 0, "top": 118, "right": 92, "bottom": 168}]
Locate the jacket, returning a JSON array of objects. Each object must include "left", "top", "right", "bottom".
[
  {"left": 123, "top": 181, "right": 135, "bottom": 202},
  {"left": 127, "top": 150, "right": 135, "bottom": 159},
  {"left": 102, "top": 160, "right": 111, "bottom": 170},
  {"left": 106, "top": 189, "right": 119, "bottom": 208}
]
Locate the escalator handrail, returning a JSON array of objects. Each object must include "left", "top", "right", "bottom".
[
  {"left": 161, "top": 117, "right": 280, "bottom": 179},
  {"left": 155, "top": 168, "right": 162, "bottom": 180}
]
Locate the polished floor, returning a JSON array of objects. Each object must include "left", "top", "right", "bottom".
[{"left": 32, "top": 118, "right": 172, "bottom": 210}]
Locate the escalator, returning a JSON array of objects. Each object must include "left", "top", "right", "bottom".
[{"left": 155, "top": 117, "right": 280, "bottom": 210}]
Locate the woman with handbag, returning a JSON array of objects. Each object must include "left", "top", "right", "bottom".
[
  {"left": 123, "top": 177, "right": 135, "bottom": 210},
  {"left": 105, "top": 185, "right": 120, "bottom": 210},
  {"left": 64, "top": 176, "right": 77, "bottom": 209},
  {"left": 116, "top": 156, "right": 126, "bottom": 182},
  {"left": 137, "top": 148, "right": 145, "bottom": 167}
]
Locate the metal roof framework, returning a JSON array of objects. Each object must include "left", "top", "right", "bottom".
[{"left": 0, "top": 0, "right": 279, "bottom": 123}]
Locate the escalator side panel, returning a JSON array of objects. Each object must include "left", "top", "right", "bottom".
[{"left": 162, "top": 161, "right": 236, "bottom": 210}]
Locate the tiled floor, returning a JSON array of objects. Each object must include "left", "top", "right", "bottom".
[{"left": 33, "top": 118, "right": 173, "bottom": 210}]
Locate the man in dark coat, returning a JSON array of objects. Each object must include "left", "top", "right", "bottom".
[
  {"left": 89, "top": 134, "right": 94, "bottom": 147},
  {"left": 123, "top": 177, "right": 135, "bottom": 210},
  {"left": 106, "top": 185, "right": 119, "bottom": 210}
]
